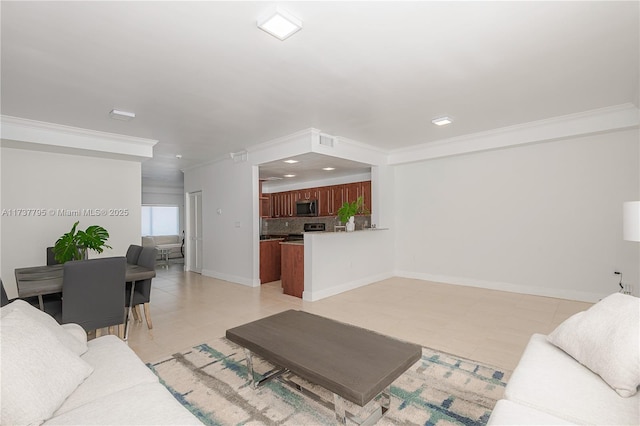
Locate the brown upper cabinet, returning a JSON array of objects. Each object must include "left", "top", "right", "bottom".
[
  {"left": 259, "top": 180, "right": 271, "bottom": 218},
  {"left": 264, "top": 181, "right": 371, "bottom": 218}
]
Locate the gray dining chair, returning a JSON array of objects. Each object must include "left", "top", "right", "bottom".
[
  {"left": 126, "top": 244, "right": 143, "bottom": 265},
  {"left": 62, "top": 257, "right": 127, "bottom": 335},
  {"left": 46, "top": 247, "right": 60, "bottom": 266},
  {"left": 126, "top": 247, "right": 157, "bottom": 329},
  {"left": 1, "top": 279, "right": 10, "bottom": 307}
]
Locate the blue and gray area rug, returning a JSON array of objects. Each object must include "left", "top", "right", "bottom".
[{"left": 148, "top": 337, "right": 510, "bottom": 426}]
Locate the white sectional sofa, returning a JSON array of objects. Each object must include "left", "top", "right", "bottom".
[
  {"left": 488, "top": 293, "right": 640, "bottom": 425},
  {"left": 142, "top": 235, "right": 183, "bottom": 261},
  {"left": 0, "top": 300, "right": 202, "bottom": 426}
]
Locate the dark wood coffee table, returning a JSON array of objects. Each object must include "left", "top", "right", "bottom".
[{"left": 226, "top": 310, "right": 422, "bottom": 425}]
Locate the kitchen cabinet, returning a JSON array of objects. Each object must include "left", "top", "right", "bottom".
[
  {"left": 272, "top": 191, "right": 290, "bottom": 218},
  {"left": 268, "top": 181, "right": 371, "bottom": 218},
  {"left": 357, "top": 181, "right": 372, "bottom": 213},
  {"left": 332, "top": 185, "right": 345, "bottom": 214},
  {"left": 281, "top": 243, "right": 304, "bottom": 298},
  {"left": 260, "top": 239, "right": 282, "bottom": 284},
  {"left": 259, "top": 180, "right": 271, "bottom": 218},
  {"left": 296, "top": 188, "right": 318, "bottom": 201},
  {"left": 271, "top": 193, "right": 279, "bottom": 217},
  {"left": 317, "top": 186, "right": 332, "bottom": 216},
  {"left": 344, "top": 182, "right": 359, "bottom": 204}
]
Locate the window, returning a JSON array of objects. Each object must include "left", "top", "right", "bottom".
[{"left": 142, "top": 206, "right": 179, "bottom": 236}]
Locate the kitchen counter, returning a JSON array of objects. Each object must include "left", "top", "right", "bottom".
[
  {"left": 328, "top": 228, "right": 390, "bottom": 234},
  {"left": 260, "top": 237, "right": 285, "bottom": 242},
  {"left": 280, "top": 240, "right": 304, "bottom": 245},
  {"left": 301, "top": 227, "right": 392, "bottom": 301}
]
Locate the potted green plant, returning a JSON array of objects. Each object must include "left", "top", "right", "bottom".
[
  {"left": 53, "top": 221, "right": 112, "bottom": 263},
  {"left": 337, "top": 196, "right": 367, "bottom": 232}
]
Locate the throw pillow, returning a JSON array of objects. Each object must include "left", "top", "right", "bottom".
[
  {"left": 547, "top": 292, "right": 640, "bottom": 397},
  {"left": 0, "top": 309, "right": 94, "bottom": 425},
  {"left": 0, "top": 299, "right": 88, "bottom": 355}
]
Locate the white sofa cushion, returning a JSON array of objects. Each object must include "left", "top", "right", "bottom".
[
  {"left": 44, "top": 382, "right": 202, "bottom": 425},
  {"left": 1, "top": 299, "right": 88, "bottom": 355},
  {"left": 54, "top": 335, "right": 159, "bottom": 415},
  {"left": 547, "top": 293, "right": 640, "bottom": 397},
  {"left": 61, "top": 323, "right": 89, "bottom": 347},
  {"left": 488, "top": 399, "right": 574, "bottom": 425},
  {"left": 1, "top": 309, "right": 93, "bottom": 426},
  {"left": 141, "top": 236, "right": 156, "bottom": 247},
  {"left": 153, "top": 235, "right": 180, "bottom": 245},
  {"left": 505, "top": 334, "right": 640, "bottom": 425}
]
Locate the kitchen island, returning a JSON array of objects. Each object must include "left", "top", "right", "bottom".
[
  {"left": 302, "top": 228, "right": 392, "bottom": 301},
  {"left": 269, "top": 228, "right": 392, "bottom": 301}
]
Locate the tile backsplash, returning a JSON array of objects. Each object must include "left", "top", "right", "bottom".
[{"left": 261, "top": 216, "right": 372, "bottom": 235}]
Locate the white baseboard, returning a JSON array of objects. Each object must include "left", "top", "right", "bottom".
[
  {"left": 201, "top": 269, "right": 259, "bottom": 287},
  {"left": 303, "top": 272, "right": 394, "bottom": 301},
  {"left": 394, "top": 270, "right": 607, "bottom": 303}
]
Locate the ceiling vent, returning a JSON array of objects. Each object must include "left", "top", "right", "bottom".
[
  {"left": 230, "top": 150, "right": 248, "bottom": 162},
  {"left": 319, "top": 133, "right": 334, "bottom": 148}
]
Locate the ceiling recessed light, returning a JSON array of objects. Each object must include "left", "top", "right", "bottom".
[
  {"left": 432, "top": 116, "right": 453, "bottom": 126},
  {"left": 257, "top": 6, "right": 302, "bottom": 41},
  {"left": 284, "top": 174, "right": 296, "bottom": 178},
  {"left": 109, "top": 109, "right": 136, "bottom": 121},
  {"left": 175, "top": 154, "right": 182, "bottom": 159},
  {"left": 322, "top": 167, "right": 335, "bottom": 171},
  {"left": 283, "top": 159, "right": 299, "bottom": 164}
]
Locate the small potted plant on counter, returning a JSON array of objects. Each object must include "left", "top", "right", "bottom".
[{"left": 337, "top": 196, "right": 367, "bottom": 232}]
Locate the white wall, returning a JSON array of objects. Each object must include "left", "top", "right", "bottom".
[
  {"left": 394, "top": 128, "right": 639, "bottom": 302},
  {"left": 1, "top": 147, "right": 142, "bottom": 298},
  {"left": 184, "top": 157, "right": 255, "bottom": 286},
  {"left": 304, "top": 229, "right": 394, "bottom": 301}
]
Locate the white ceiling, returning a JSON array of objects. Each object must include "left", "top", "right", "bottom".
[
  {"left": 1, "top": 1, "right": 638, "bottom": 187},
  {"left": 259, "top": 152, "right": 371, "bottom": 184}
]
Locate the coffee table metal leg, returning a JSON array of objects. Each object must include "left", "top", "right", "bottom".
[
  {"left": 244, "top": 348, "right": 288, "bottom": 389},
  {"left": 381, "top": 385, "right": 391, "bottom": 415},
  {"left": 244, "top": 348, "right": 256, "bottom": 389},
  {"left": 334, "top": 394, "right": 347, "bottom": 425},
  {"left": 240, "top": 347, "right": 392, "bottom": 425}
]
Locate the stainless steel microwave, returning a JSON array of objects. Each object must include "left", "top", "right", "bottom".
[{"left": 296, "top": 199, "right": 318, "bottom": 217}]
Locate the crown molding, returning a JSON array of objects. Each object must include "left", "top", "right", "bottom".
[
  {"left": 388, "top": 103, "right": 639, "bottom": 165},
  {"left": 0, "top": 115, "right": 157, "bottom": 160}
]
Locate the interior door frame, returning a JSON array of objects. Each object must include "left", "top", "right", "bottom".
[{"left": 186, "top": 191, "right": 203, "bottom": 273}]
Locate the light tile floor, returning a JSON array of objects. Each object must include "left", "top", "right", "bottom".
[{"left": 128, "top": 265, "right": 592, "bottom": 371}]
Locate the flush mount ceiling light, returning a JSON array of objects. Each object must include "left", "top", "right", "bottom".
[
  {"left": 109, "top": 109, "right": 136, "bottom": 121},
  {"left": 257, "top": 6, "right": 302, "bottom": 40},
  {"left": 284, "top": 174, "right": 296, "bottom": 178},
  {"left": 175, "top": 154, "right": 182, "bottom": 159},
  {"left": 432, "top": 116, "right": 452, "bottom": 126},
  {"left": 322, "top": 167, "right": 335, "bottom": 171},
  {"left": 283, "top": 159, "right": 299, "bottom": 164}
]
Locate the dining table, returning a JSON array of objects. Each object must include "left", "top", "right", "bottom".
[{"left": 15, "top": 262, "right": 156, "bottom": 340}]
